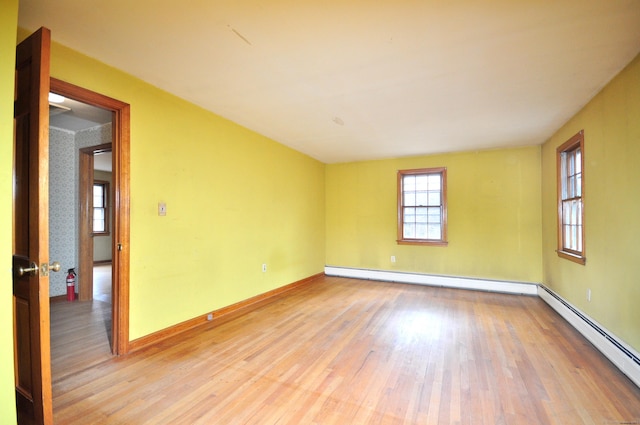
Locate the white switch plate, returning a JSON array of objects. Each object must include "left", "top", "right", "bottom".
[
  {"left": 262, "top": 264, "right": 267, "bottom": 272},
  {"left": 391, "top": 256, "right": 396, "bottom": 263},
  {"left": 158, "top": 202, "right": 167, "bottom": 216}
]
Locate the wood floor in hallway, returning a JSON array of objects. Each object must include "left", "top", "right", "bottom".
[
  {"left": 51, "top": 276, "right": 640, "bottom": 424},
  {"left": 50, "top": 264, "right": 112, "bottom": 383}
]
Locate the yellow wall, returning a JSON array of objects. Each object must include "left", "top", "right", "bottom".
[
  {"left": 541, "top": 54, "right": 640, "bottom": 351},
  {"left": 14, "top": 29, "right": 326, "bottom": 341},
  {"left": 0, "top": 2, "right": 19, "bottom": 423},
  {"left": 326, "top": 146, "right": 543, "bottom": 283}
]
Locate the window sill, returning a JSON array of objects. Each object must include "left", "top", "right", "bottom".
[
  {"left": 397, "top": 239, "right": 448, "bottom": 247},
  {"left": 556, "top": 250, "right": 586, "bottom": 265}
]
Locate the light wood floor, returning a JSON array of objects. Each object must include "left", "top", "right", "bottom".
[
  {"left": 50, "top": 265, "right": 112, "bottom": 383},
  {"left": 51, "top": 276, "right": 640, "bottom": 424}
]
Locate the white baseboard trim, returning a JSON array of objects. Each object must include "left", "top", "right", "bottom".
[
  {"left": 324, "top": 266, "right": 538, "bottom": 295},
  {"left": 538, "top": 285, "right": 640, "bottom": 388}
]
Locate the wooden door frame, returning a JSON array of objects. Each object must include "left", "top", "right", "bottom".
[
  {"left": 50, "top": 78, "right": 131, "bottom": 355},
  {"left": 79, "top": 143, "right": 112, "bottom": 302}
]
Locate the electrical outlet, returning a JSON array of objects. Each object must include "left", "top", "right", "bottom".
[
  {"left": 391, "top": 256, "right": 396, "bottom": 263},
  {"left": 158, "top": 202, "right": 167, "bottom": 216},
  {"left": 587, "top": 289, "right": 591, "bottom": 302},
  {"left": 262, "top": 264, "right": 267, "bottom": 272},
  {"left": 207, "top": 313, "right": 213, "bottom": 321}
]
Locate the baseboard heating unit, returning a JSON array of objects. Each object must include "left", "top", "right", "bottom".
[
  {"left": 324, "top": 266, "right": 538, "bottom": 295},
  {"left": 538, "top": 285, "right": 640, "bottom": 388}
]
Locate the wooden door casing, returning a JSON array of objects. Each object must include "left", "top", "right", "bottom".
[{"left": 49, "top": 78, "right": 131, "bottom": 356}]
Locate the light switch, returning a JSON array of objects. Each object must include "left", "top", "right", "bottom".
[{"left": 158, "top": 202, "right": 167, "bottom": 216}]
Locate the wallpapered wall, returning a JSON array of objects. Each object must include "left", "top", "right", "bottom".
[{"left": 49, "top": 123, "right": 112, "bottom": 296}]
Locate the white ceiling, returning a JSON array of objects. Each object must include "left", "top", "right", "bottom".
[
  {"left": 49, "top": 97, "right": 112, "bottom": 132},
  {"left": 19, "top": 0, "right": 640, "bottom": 164},
  {"left": 94, "top": 151, "right": 112, "bottom": 173}
]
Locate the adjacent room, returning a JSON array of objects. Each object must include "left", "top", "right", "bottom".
[{"left": 2, "top": 1, "right": 640, "bottom": 424}]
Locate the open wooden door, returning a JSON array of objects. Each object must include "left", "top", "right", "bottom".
[{"left": 13, "top": 27, "right": 54, "bottom": 425}]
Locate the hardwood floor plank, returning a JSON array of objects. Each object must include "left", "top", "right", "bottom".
[
  {"left": 50, "top": 299, "right": 112, "bottom": 384},
  {"left": 51, "top": 276, "right": 640, "bottom": 424}
]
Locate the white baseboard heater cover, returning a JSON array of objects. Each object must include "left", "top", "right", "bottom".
[
  {"left": 324, "top": 266, "right": 538, "bottom": 295},
  {"left": 538, "top": 285, "right": 640, "bottom": 389}
]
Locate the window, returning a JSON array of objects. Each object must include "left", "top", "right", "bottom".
[
  {"left": 397, "top": 167, "right": 448, "bottom": 246},
  {"left": 557, "top": 130, "right": 585, "bottom": 264},
  {"left": 93, "top": 180, "right": 109, "bottom": 235}
]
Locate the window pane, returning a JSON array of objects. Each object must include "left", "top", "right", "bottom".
[
  {"left": 427, "top": 174, "right": 440, "bottom": 190},
  {"left": 94, "top": 186, "right": 103, "bottom": 205},
  {"left": 427, "top": 224, "right": 441, "bottom": 240},
  {"left": 577, "top": 227, "right": 582, "bottom": 251},
  {"left": 415, "top": 175, "right": 429, "bottom": 191},
  {"left": 93, "top": 205, "right": 106, "bottom": 233},
  {"left": 576, "top": 201, "right": 582, "bottom": 225},
  {"left": 404, "top": 192, "right": 416, "bottom": 206},
  {"left": 560, "top": 155, "right": 568, "bottom": 199},
  {"left": 403, "top": 175, "right": 416, "bottom": 191},
  {"left": 415, "top": 208, "right": 428, "bottom": 223},
  {"left": 568, "top": 176, "right": 575, "bottom": 198},
  {"left": 94, "top": 208, "right": 104, "bottom": 220},
  {"left": 568, "top": 151, "right": 575, "bottom": 175},
  {"left": 404, "top": 207, "right": 416, "bottom": 222},
  {"left": 427, "top": 207, "right": 441, "bottom": 223},
  {"left": 415, "top": 191, "right": 428, "bottom": 206},
  {"left": 427, "top": 191, "right": 440, "bottom": 206},
  {"left": 403, "top": 223, "right": 415, "bottom": 239},
  {"left": 561, "top": 200, "right": 583, "bottom": 252},
  {"left": 93, "top": 219, "right": 105, "bottom": 232},
  {"left": 415, "top": 224, "right": 428, "bottom": 239}
]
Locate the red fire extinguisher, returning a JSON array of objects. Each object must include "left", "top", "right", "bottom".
[{"left": 66, "top": 268, "right": 76, "bottom": 301}]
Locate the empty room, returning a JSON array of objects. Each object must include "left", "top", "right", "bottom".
[{"left": 2, "top": 1, "right": 640, "bottom": 424}]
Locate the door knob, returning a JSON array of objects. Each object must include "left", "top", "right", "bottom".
[
  {"left": 18, "top": 262, "right": 39, "bottom": 277},
  {"left": 17, "top": 261, "right": 61, "bottom": 277},
  {"left": 42, "top": 261, "right": 61, "bottom": 276}
]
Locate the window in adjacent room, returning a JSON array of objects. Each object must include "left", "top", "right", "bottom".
[
  {"left": 93, "top": 180, "right": 109, "bottom": 235},
  {"left": 397, "top": 167, "right": 448, "bottom": 246},
  {"left": 557, "top": 130, "right": 585, "bottom": 264}
]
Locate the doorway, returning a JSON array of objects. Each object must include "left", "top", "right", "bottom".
[
  {"left": 48, "top": 102, "right": 114, "bottom": 379},
  {"left": 49, "top": 78, "right": 130, "bottom": 356}
]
